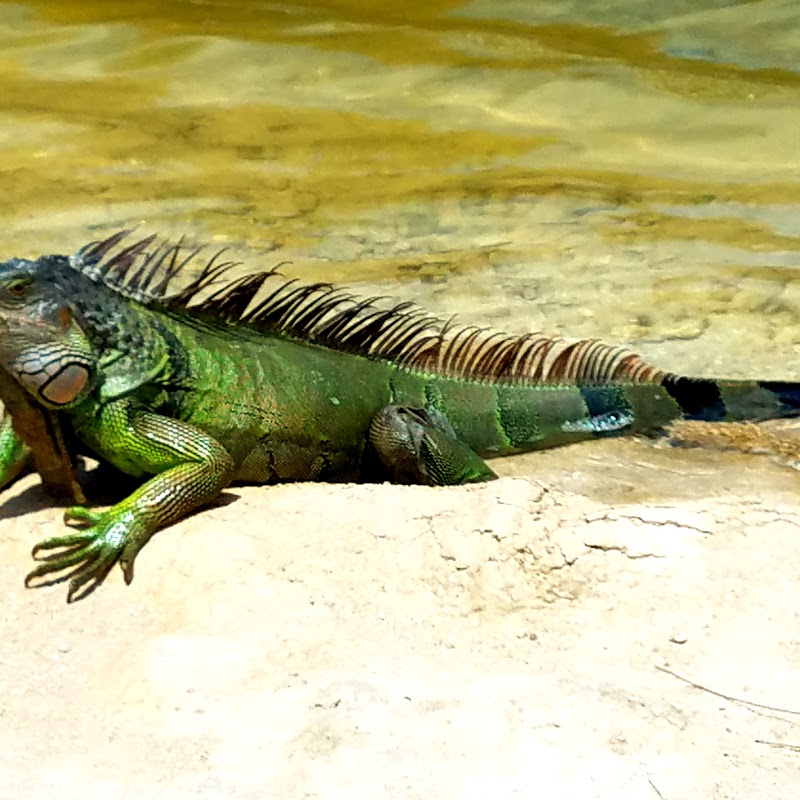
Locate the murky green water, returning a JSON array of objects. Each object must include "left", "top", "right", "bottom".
[{"left": 1, "top": 0, "right": 799, "bottom": 378}]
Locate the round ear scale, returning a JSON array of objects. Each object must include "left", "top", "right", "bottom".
[{"left": 40, "top": 363, "right": 90, "bottom": 406}]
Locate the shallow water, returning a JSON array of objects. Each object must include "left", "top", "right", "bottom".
[{"left": 1, "top": 0, "right": 799, "bottom": 377}]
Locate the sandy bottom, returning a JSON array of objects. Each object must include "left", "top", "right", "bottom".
[{"left": 2, "top": 439, "right": 799, "bottom": 799}]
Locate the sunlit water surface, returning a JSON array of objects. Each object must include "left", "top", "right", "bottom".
[{"left": 1, "top": 0, "right": 799, "bottom": 385}]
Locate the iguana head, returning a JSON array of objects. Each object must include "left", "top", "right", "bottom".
[{"left": 0, "top": 256, "right": 97, "bottom": 409}]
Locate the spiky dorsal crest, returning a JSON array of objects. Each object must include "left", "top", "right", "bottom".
[{"left": 70, "top": 231, "right": 667, "bottom": 386}]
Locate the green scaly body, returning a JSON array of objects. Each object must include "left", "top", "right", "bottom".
[
  {"left": 0, "top": 231, "right": 798, "bottom": 601},
  {"left": 161, "top": 314, "right": 677, "bottom": 470}
]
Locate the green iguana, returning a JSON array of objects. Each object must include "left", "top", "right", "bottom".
[{"left": 1, "top": 231, "right": 798, "bottom": 602}]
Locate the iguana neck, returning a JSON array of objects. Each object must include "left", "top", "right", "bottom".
[{"left": 59, "top": 267, "right": 183, "bottom": 400}]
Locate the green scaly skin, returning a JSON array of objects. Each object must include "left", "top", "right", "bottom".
[
  {"left": 0, "top": 414, "right": 29, "bottom": 488},
  {"left": 0, "top": 234, "right": 798, "bottom": 602}
]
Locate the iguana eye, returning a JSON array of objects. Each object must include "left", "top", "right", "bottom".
[{"left": 3, "top": 278, "right": 31, "bottom": 301}]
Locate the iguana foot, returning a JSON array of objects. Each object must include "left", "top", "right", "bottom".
[
  {"left": 370, "top": 404, "right": 497, "bottom": 485},
  {"left": 25, "top": 505, "right": 146, "bottom": 602}
]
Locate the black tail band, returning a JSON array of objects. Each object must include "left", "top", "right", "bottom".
[{"left": 662, "top": 376, "right": 726, "bottom": 421}]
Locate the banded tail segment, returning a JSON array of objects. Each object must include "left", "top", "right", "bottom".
[{"left": 663, "top": 376, "right": 800, "bottom": 423}]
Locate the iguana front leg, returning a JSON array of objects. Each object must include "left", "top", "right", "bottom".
[
  {"left": 369, "top": 404, "right": 497, "bottom": 485},
  {"left": 26, "top": 400, "right": 235, "bottom": 602}
]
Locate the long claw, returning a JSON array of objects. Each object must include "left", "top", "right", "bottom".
[
  {"left": 26, "top": 567, "right": 67, "bottom": 589},
  {"left": 25, "top": 547, "right": 97, "bottom": 588},
  {"left": 66, "top": 552, "right": 118, "bottom": 603},
  {"left": 64, "top": 506, "right": 103, "bottom": 528},
  {"left": 31, "top": 532, "right": 96, "bottom": 560},
  {"left": 121, "top": 556, "right": 136, "bottom": 585},
  {"left": 26, "top": 548, "right": 93, "bottom": 582}
]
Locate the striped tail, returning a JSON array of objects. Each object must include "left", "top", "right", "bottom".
[{"left": 663, "top": 376, "right": 800, "bottom": 423}]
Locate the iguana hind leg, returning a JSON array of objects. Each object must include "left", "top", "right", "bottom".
[{"left": 369, "top": 404, "right": 497, "bottom": 486}]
